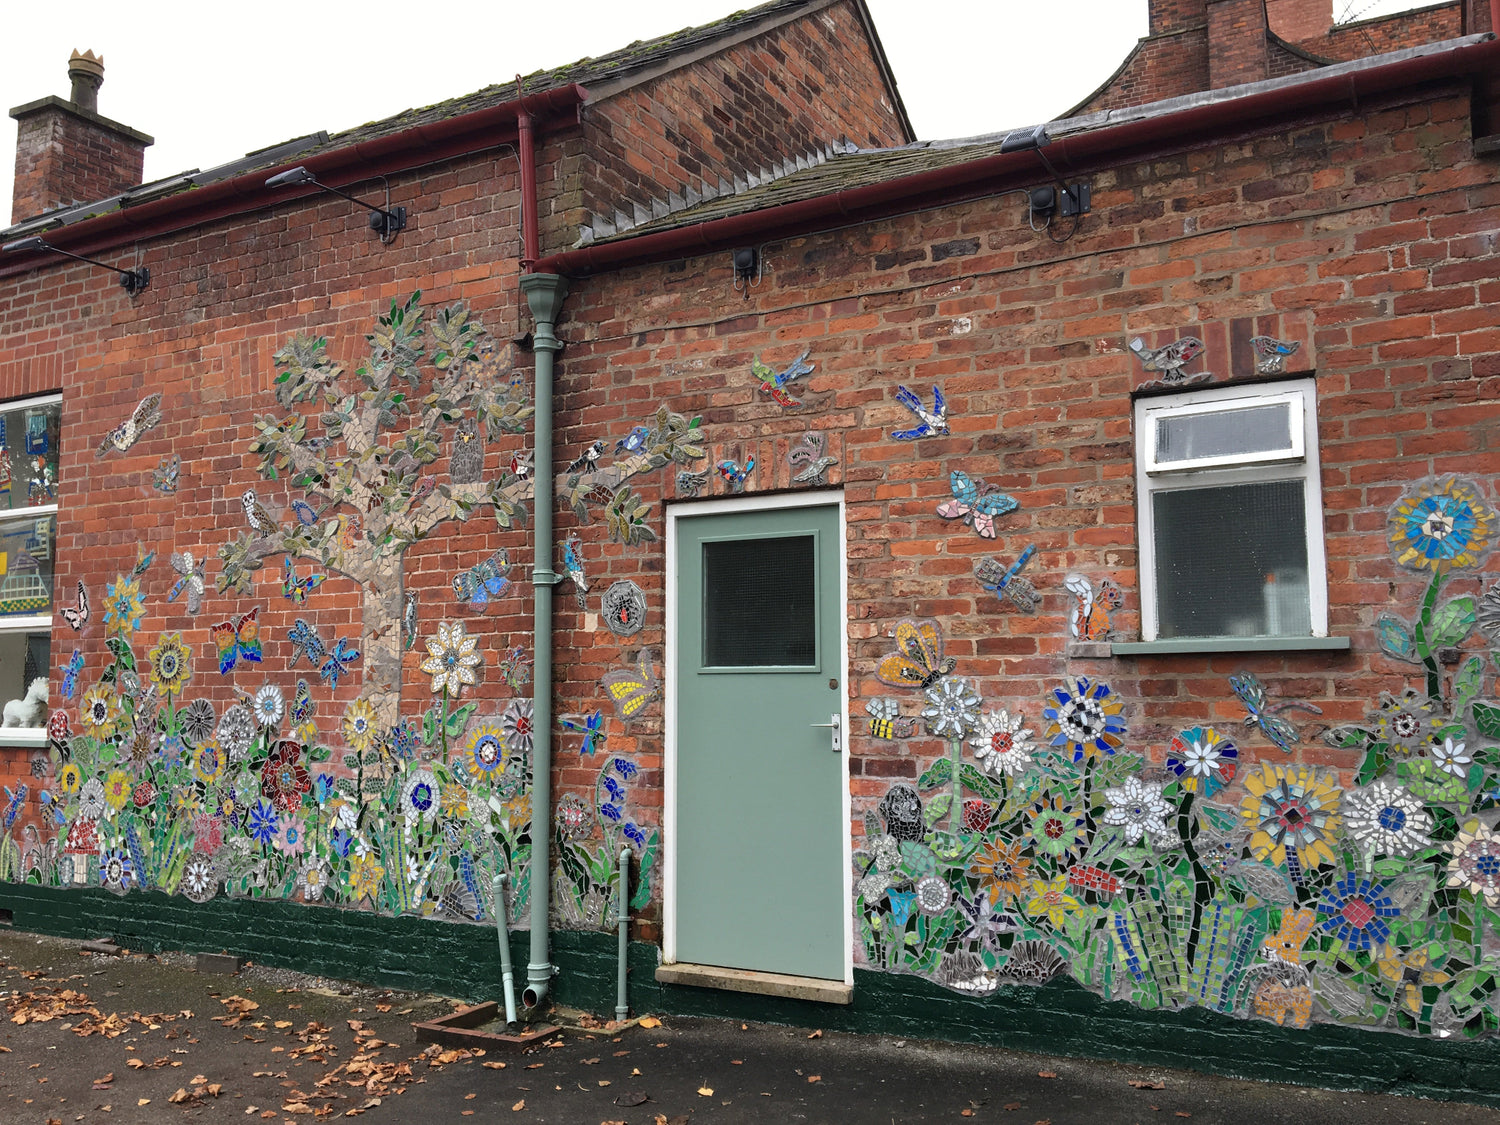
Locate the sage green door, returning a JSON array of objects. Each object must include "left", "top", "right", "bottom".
[{"left": 674, "top": 502, "right": 845, "bottom": 981}]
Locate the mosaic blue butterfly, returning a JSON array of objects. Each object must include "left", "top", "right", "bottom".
[
  {"left": 937, "top": 470, "right": 1017, "bottom": 539},
  {"left": 282, "top": 555, "right": 326, "bottom": 603},
  {"left": 59, "top": 649, "right": 84, "bottom": 700},
  {"left": 320, "top": 637, "right": 360, "bottom": 689},
  {"left": 453, "top": 548, "right": 511, "bottom": 609}
]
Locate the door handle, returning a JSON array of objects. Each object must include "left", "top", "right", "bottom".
[{"left": 810, "top": 714, "right": 842, "bottom": 755}]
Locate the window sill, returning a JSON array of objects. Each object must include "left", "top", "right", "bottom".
[
  {"left": 1105, "top": 636, "right": 1352, "bottom": 656},
  {"left": 0, "top": 729, "right": 47, "bottom": 749}
]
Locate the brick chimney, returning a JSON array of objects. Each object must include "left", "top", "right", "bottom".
[
  {"left": 1207, "top": 0, "right": 1271, "bottom": 87},
  {"left": 1265, "top": 0, "right": 1333, "bottom": 43},
  {"left": 9, "top": 50, "right": 153, "bottom": 225}
]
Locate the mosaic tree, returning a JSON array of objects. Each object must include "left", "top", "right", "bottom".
[{"left": 219, "top": 293, "right": 534, "bottom": 726}]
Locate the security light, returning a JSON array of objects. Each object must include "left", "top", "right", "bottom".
[
  {"left": 2, "top": 236, "right": 149, "bottom": 295},
  {"left": 264, "top": 165, "right": 408, "bottom": 243}
]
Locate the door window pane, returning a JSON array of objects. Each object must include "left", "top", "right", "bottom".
[
  {"left": 1152, "top": 480, "right": 1310, "bottom": 638},
  {"left": 1155, "top": 402, "right": 1292, "bottom": 465},
  {"left": 0, "top": 399, "right": 61, "bottom": 510},
  {"left": 0, "top": 513, "right": 55, "bottom": 617},
  {"left": 702, "top": 535, "right": 816, "bottom": 667}
]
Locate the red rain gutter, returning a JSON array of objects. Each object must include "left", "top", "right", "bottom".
[
  {"left": 516, "top": 78, "right": 542, "bottom": 272},
  {"left": 532, "top": 37, "right": 1500, "bottom": 277},
  {"left": 0, "top": 84, "right": 587, "bottom": 281}
]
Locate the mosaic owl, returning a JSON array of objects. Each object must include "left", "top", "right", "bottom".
[
  {"left": 241, "top": 489, "right": 279, "bottom": 537},
  {"left": 450, "top": 417, "right": 483, "bottom": 484}
]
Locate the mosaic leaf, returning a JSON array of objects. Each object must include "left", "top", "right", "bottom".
[{"left": 1429, "top": 596, "right": 1477, "bottom": 649}]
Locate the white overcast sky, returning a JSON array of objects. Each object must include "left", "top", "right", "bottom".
[{"left": 2, "top": 0, "right": 1436, "bottom": 226}]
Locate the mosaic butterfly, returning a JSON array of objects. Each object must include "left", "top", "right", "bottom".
[
  {"left": 498, "top": 645, "right": 533, "bottom": 689},
  {"left": 320, "top": 638, "right": 360, "bottom": 689},
  {"left": 151, "top": 454, "right": 180, "bottom": 493},
  {"left": 875, "top": 618, "right": 956, "bottom": 691},
  {"left": 290, "top": 679, "right": 315, "bottom": 729},
  {"left": 453, "top": 549, "right": 511, "bottom": 609},
  {"left": 60, "top": 580, "right": 89, "bottom": 631},
  {"left": 1229, "top": 671, "right": 1320, "bottom": 755},
  {"left": 560, "top": 709, "right": 605, "bottom": 757},
  {"left": 937, "top": 471, "right": 1017, "bottom": 539},
  {"left": 59, "top": 649, "right": 84, "bottom": 701},
  {"left": 974, "top": 545, "right": 1040, "bottom": 613},
  {"left": 282, "top": 556, "right": 326, "bottom": 603},
  {"left": 287, "top": 618, "right": 328, "bottom": 669},
  {"left": 212, "top": 608, "right": 264, "bottom": 673},
  {"left": 1065, "top": 574, "right": 1123, "bottom": 641},
  {"left": 602, "top": 648, "right": 661, "bottom": 722}
]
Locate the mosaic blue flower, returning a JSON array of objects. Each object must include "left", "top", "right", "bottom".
[
  {"left": 247, "top": 799, "right": 279, "bottom": 847},
  {"left": 613, "top": 758, "right": 638, "bottom": 780},
  {"left": 623, "top": 823, "right": 646, "bottom": 847},
  {"left": 600, "top": 802, "right": 622, "bottom": 822},
  {"left": 1317, "top": 873, "right": 1399, "bottom": 952},
  {"left": 388, "top": 719, "right": 420, "bottom": 762},
  {"left": 1043, "top": 677, "right": 1127, "bottom": 762},
  {"left": 330, "top": 828, "right": 355, "bottom": 859},
  {"left": 313, "top": 773, "right": 336, "bottom": 803},
  {"left": 888, "top": 890, "right": 917, "bottom": 928},
  {"left": 1387, "top": 476, "right": 1496, "bottom": 572}
]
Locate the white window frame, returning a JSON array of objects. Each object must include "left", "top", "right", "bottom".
[
  {"left": 1134, "top": 378, "right": 1327, "bottom": 643},
  {"left": 0, "top": 391, "right": 63, "bottom": 748}
]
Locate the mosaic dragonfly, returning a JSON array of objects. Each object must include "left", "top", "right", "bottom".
[{"left": 974, "top": 545, "right": 1040, "bottom": 613}]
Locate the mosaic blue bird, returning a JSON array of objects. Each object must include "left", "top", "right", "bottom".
[
  {"left": 891, "top": 385, "right": 948, "bottom": 440},
  {"left": 565, "top": 439, "right": 607, "bottom": 475},
  {"left": 563, "top": 535, "right": 588, "bottom": 609},
  {"left": 1250, "top": 335, "right": 1302, "bottom": 374},
  {"left": 615, "top": 426, "right": 651, "bottom": 454},
  {"left": 751, "top": 347, "right": 814, "bottom": 408}
]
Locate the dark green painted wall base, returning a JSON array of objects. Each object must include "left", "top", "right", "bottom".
[{"left": 5, "top": 883, "right": 1498, "bottom": 1107}]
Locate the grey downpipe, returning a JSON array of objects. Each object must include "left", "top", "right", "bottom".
[
  {"left": 520, "top": 272, "right": 569, "bottom": 1013},
  {"left": 616, "top": 847, "right": 630, "bottom": 1022},
  {"left": 493, "top": 872, "right": 518, "bottom": 1027}
]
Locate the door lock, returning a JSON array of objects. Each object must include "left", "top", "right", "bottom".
[{"left": 810, "top": 714, "right": 842, "bottom": 755}]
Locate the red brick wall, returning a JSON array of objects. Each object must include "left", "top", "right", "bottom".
[
  {"left": 1266, "top": 0, "right": 1331, "bottom": 42},
  {"left": 574, "top": 0, "right": 906, "bottom": 236},
  {"left": 1208, "top": 0, "right": 1271, "bottom": 88},
  {"left": 10, "top": 109, "right": 148, "bottom": 224},
  {"left": 1300, "top": 1, "right": 1465, "bottom": 61},
  {"left": 1075, "top": 30, "right": 1211, "bottom": 114},
  {"left": 546, "top": 82, "right": 1496, "bottom": 939}
]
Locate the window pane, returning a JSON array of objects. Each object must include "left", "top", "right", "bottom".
[
  {"left": 702, "top": 535, "right": 816, "bottom": 666},
  {"left": 1156, "top": 402, "right": 1292, "bottom": 464},
  {"left": 0, "top": 400, "right": 61, "bottom": 510},
  {"left": 1153, "top": 480, "right": 1310, "bottom": 638},
  {"left": 0, "top": 630, "right": 50, "bottom": 729},
  {"left": 0, "top": 513, "right": 56, "bottom": 617}
]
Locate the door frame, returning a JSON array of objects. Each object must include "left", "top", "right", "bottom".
[{"left": 662, "top": 490, "right": 852, "bottom": 985}]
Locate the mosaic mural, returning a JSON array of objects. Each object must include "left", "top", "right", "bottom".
[{"left": 856, "top": 476, "right": 1500, "bottom": 1038}]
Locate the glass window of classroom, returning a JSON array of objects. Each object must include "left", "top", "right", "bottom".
[
  {"left": 0, "top": 394, "right": 61, "bottom": 744},
  {"left": 1133, "top": 378, "right": 1328, "bottom": 642}
]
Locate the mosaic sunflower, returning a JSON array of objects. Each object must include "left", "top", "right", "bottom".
[
  {"left": 1239, "top": 762, "right": 1343, "bottom": 869},
  {"left": 1043, "top": 677, "right": 1127, "bottom": 762},
  {"left": 1387, "top": 475, "right": 1496, "bottom": 572},
  {"left": 102, "top": 574, "right": 145, "bottom": 636},
  {"left": 102, "top": 769, "right": 131, "bottom": 813},
  {"left": 1024, "top": 874, "right": 1082, "bottom": 927},
  {"left": 147, "top": 633, "right": 193, "bottom": 699},
  {"left": 58, "top": 763, "right": 82, "bottom": 794},
  {"left": 192, "top": 740, "right": 226, "bottom": 787},
  {"left": 461, "top": 721, "right": 508, "bottom": 784},
  {"left": 80, "top": 685, "right": 122, "bottom": 740},
  {"left": 342, "top": 697, "right": 378, "bottom": 754},
  {"left": 348, "top": 854, "right": 384, "bottom": 901},
  {"left": 967, "top": 839, "right": 1032, "bottom": 906}
]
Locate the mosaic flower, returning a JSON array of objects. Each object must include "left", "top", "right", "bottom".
[
  {"left": 420, "top": 621, "right": 482, "bottom": 696},
  {"left": 873, "top": 834, "right": 902, "bottom": 873},
  {"left": 1368, "top": 689, "right": 1439, "bottom": 757},
  {"left": 1025, "top": 874, "right": 1082, "bottom": 927},
  {"left": 217, "top": 704, "right": 256, "bottom": 762},
  {"left": 274, "top": 815, "right": 307, "bottom": 857},
  {"left": 342, "top": 697, "right": 378, "bottom": 754},
  {"left": 312, "top": 773, "right": 335, "bottom": 804},
  {"left": 1028, "top": 796, "right": 1086, "bottom": 859},
  {"left": 922, "top": 676, "right": 982, "bottom": 739},
  {"left": 181, "top": 856, "right": 218, "bottom": 903},
  {"left": 247, "top": 799, "right": 279, "bottom": 847},
  {"left": 878, "top": 784, "right": 925, "bottom": 843},
  {"left": 131, "top": 780, "right": 156, "bottom": 809},
  {"left": 1446, "top": 818, "right": 1500, "bottom": 905},
  {"left": 953, "top": 892, "right": 1020, "bottom": 953},
  {"left": 460, "top": 721, "right": 508, "bottom": 783},
  {"left": 1166, "top": 726, "right": 1238, "bottom": 798},
  {"left": 1431, "top": 735, "right": 1472, "bottom": 778},
  {"left": 557, "top": 793, "right": 593, "bottom": 840},
  {"left": 348, "top": 853, "right": 384, "bottom": 901},
  {"left": 103, "top": 769, "right": 131, "bottom": 813},
  {"left": 1102, "top": 777, "right": 1174, "bottom": 848},
  {"left": 157, "top": 733, "right": 186, "bottom": 770},
  {"left": 968, "top": 839, "right": 1032, "bottom": 906},
  {"left": 55, "top": 763, "right": 83, "bottom": 796},
  {"left": 1003, "top": 939, "right": 1068, "bottom": 984},
  {"left": 1240, "top": 762, "right": 1343, "bottom": 869},
  {"left": 401, "top": 769, "right": 439, "bottom": 826},
  {"left": 297, "top": 860, "right": 330, "bottom": 903},
  {"left": 914, "top": 874, "right": 952, "bottom": 916},
  {"left": 440, "top": 781, "right": 471, "bottom": 820},
  {"left": 47, "top": 708, "right": 70, "bottom": 742},
  {"left": 857, "top": 869, "right": 893, "bottom": 902},
  {"left": 1043, "top": 677, "right": 1127, "bottom": 762},
  {"left": 192, "top": 740, "right": 226, "bottom": 787},
  {"left": 251, "top": 684, "right": 285, "bottom": 729},
  {"left": 100, "top": 848, "right": 134, "bottom": 893},
  {"left": 1317, "top": 874, "right": 1400, "bottom": 952},
  {"left": 969, "top": 709, "right": 1035, "bottom": 779},
  {"left": 387, "top": 718, "right": 420, "bottom": 762},
  {"left": 1387, "top": 476, "right": 1496, "bottom": 572},
  {"left": 146, "top": 633, "right": 193, "bottom": 699},
  {"left": 102, "top": 574, "right": 145, "bottom": 636},
  {"left": 1479, "top": 580, "right": 1500, "bottom": 648},
  {"left": 501, "top": 699, "right": 534, "bottom": 754},
  {"left": 180, "top": 698, "right": 216, "bottom": 744},
  {"left": 1343, "top": 780, "right": 1433, "bottom": 858},
  {"left": 76, "top": 777, "right": 106, "bottom": 820},
  {"left": 1404, "top": 759, "right": 1468, "bottom": 803},
  {"left": 81, "top": 685, "right": 122, "bottom": 740},
  {"left": 191, "top": 812, "right": 224, "bottom": 855},
  {"left": 261, "top": 741, "right": 312, "bottom": 812},
  {"left": 961, "top": 799, "right": 994, "bottom": 834},
  {"left": 887, "top": 890, "right": 917, "bottom": 928}
]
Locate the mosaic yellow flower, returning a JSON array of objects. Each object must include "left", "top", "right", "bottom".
[
  {"left": 103, "top": 769, "right": 132, "bottom": 812},
  {"left": 147, "top": 633, "right": 193, "bottom": 699},
  {"left": 967, "top": 839, "right": 1032, "bottom": 906},
  {"left": 192, "top": 740, "right": 227, "bottom": 787},
  {"left": 1239, "top": 762, "right": 1342, "bottom": 869},
  {"left": 81, "top": 685, "right": 122, "bottom": 740},
  {"left": 1025, "top": 874, "right": 1082, "bottom": 927},
  {"left": 342, "top": 697, "right": 379, "bottom": 755},
  {"left": 58, "top": 763, "right": 82, "bottom": 794},
  {"left": 1388, "top": 476, "right": 1496, "bottom": 572},
  {"left": 440, "top": 781, "right": 471, "bottom": 820},
  {"left": 348, "top": 853, "right": 385, "bottom": 901},
  {"left": 102, "top": 574, "right": 145, "bottom": 636}
]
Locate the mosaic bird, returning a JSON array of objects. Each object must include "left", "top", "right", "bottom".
[
  {"left": 751, "top": 348, "right": 814, "bottom": 408},
  {"left": 151, "top": 454, "right": 180, "bottom": 493},
  {"left": 241, "top": 489, "right": 280, "bottom": 537},
  {"left": 449, "top": 417, "right": 483, "bottom": 484},
  {"left": 402, "top": 590, "right": 419, "bottom": 651},
  {"left": 565, "top": 440, "right": 607, "bottom": 475},
  {"left": 717, "top": 455, "right": 755, "bottom": 492},
  {"left": 508, "top": 451, "right": 532, "bottom": 479},
  {"left": 563, "top": 536, "right": 588, "bottom": 610},
  {"left": 891, "top": 385, "right": 948, "bottom": 440},
  {"left": 676, "top": 469, "right": 708, "bottom": 497},
  {"left": 788, "top": 430, "right": 837, "bottom": 485},
  {"left": 615, "top": 426, "right": 651, "bottom": 454},
  {"left": 1249, "top": 335, "right": 1302, "bottom": 375},
  {"left": 96, "top": 392, "right": 162, "bottom": 458},
  {"left": 1128, "top": 335, "right": 1205, "bottom": 381},
  {"left": 410, "top": 476, "right": 437, "bottom": 506}
]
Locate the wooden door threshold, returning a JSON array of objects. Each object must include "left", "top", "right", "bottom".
[{"left": 655, "top": 962, "right": 852, "bottom": 1004}]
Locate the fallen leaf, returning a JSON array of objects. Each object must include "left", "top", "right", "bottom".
[
  {"left": 614, "top": 1092, "right": 650, "bottom": 1107},
  {"left": 283, "top": 1101, "right": 315, "bottom": 1113},
  {"left": 465, "top": 1093, "right": 476, "bottom": 1100},
  {"left": 731, "top": 1059, "right": 742, "bottom": 1065},
  {"left": 698, "top": 1087, "right": 713, "bottom": 1097},
  {"left": 1129, "top": 1079, "right": 1166, "bottom": 1090},
  {"left": 598, "top": 1080, "right": 612, "bottom": 1086},
  {"left": 638, "top": 1017, "right": 661, "bottom": 1029},
  {"left": 208, "top": 1084, "right": 223, "bottom": 1096},
  {"left": 962, "top": 1112, "right": 975, "bottom": 1119},
  {"left": 481, "top": 1062, "right": 507, "bottom": 1070},
  {"left": 1038, "top": 1071, "right": 1057, "bottom": 1079},
  {"left": 168, "top": 1089, "right": 191, "bottom": 1104},
  {"left": 375, "top": 1005, "right": 391, "bottom": 1013},
  {"left": 511, "top": 1100, "right": 525, "bottom": 1112},
  {"left": 1004, "top": 1103, "right": 1022, "bottom": 1111},
  {"left": 807, "top": 1029, "right": 822, "bottom": 1039},
  {"left": 138, "top": 1099, "right": 151, "bottom": 1106},
  {"left": 807, "top": 1075, "right": 821, "bottom": 1084},
  {"left": 274, "top": 1021, "right": 293, "bottom": 1029},
  {"left": 525, "top": 1063, "right": 544, "bottom": 1070}
]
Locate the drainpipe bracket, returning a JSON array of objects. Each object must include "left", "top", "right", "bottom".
[{"left": 531, "top": 567, "right": 563, "bottom": 586}]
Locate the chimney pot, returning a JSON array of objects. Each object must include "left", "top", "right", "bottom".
[{"left": 67, "top": 49, "right": 104, "bottom": 114}]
